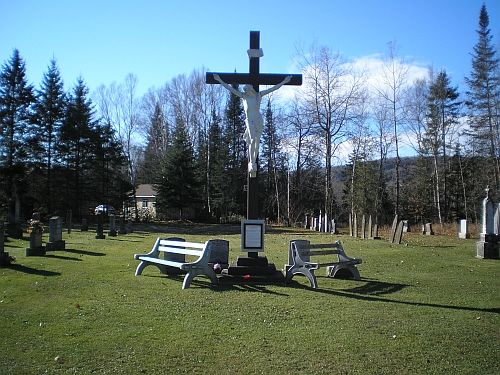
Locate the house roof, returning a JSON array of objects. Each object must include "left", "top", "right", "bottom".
[{"left": 135, "top": 184, "right": 156, "bottom": 198}]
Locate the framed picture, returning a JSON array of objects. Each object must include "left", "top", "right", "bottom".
[{"left": 241, "top": 220, "right": 265, "bottom": 252}]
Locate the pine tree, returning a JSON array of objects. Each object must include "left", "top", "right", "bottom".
[
  {"left": 0, "top": 49, "right": 35, "bottom": 216},
  {"left": 222, "top": 85, "right": 246, "bottom": 217},
  {"left": 32, "top": 59, "right": 67, "bottom": 214},
  {"left": 155, "top": 118, "right": 201, "bottom": 220},
  {"left": 206, "top": 109, "right": 228, "bottom": 221},
  {"left": 261, "top": 100, "right": 286, "bottom": 222},
  {"left": 136, "top": 102, "right": 169, "bottom": 184},
  {"left": 465, "top": 4, "right": 500, "bottom": 191},
  {"left": 423, "top": 70, "right": 460, "bottom": 224}
]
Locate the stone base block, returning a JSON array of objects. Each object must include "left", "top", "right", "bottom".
[
  {"left": 108, "top": 230, "right": 117, "bottom": 237},
  {"left": 458, "top": 233, "right": 470, "bottom": 239},
  {"left": 0, "top": 252, "right": 11, "bottom": 266},
  {"left": 95, "top": 234, "right": 106, "bottom": 239},
  {"left": 476, "top": 241, "right": 499, "bottom": 259},
  {"left": 236, "top": 256, "right": 268, "bottom": 267},
  {"left": 225, "top": 262, "right": 277, "bottom": 276},
  {"left": 45, "top": 240, "right": 66, "bottom": 251},
  {"left": 7, "top": 223, "right": 24, "bottom": 239},
  {"left": 26, "top": 246, "right": 46, "bottom": 256},
  {"left": 219, "top": 269, "right": 285, "bottom": 284}
]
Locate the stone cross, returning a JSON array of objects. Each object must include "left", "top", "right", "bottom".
[{"left": 206, "top": 31, "right": 302, "bottom": 220}]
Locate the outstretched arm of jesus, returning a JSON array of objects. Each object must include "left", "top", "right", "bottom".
[
  {"left": 260, "top": 75, "right": 292, "bottom": 96},
  {"left": 213, "top": 74, "right": 243, "bottom": 98}
]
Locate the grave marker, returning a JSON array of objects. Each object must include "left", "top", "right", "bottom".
[
  {"left": 389, "top": 215, "right": 398, "bottom": 243},
  {"left": 118, "top": 215, "right": 127, "bottom": 235},
  {"left": 26, "top": 222, "right": 45, "bottom": 256},
  {"left": 476, "top": 187, "right": 499, "bottom": 258},
  {"left": 95, "top": 214, "right": 105, "bottom": 239},
  {"left": 458, "top": 219, "right": 470, "bottom": 239},
  {"left": 108, "top": 214, "right": 117, "bottom": 236},
  {"left": 46, "top": 216, "right": 65, "bottom": 251},
  {"left": 0, "top": 220, "right": 11, "bottom": 266}
]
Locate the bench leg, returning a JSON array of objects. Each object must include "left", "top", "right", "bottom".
[
  {"left": 327, "top": 264, "right": 361, "bottom": 280},
  {"left": 135, "top": 261, "right": 168, "bottom": 276},
  {"left": 182, "top": 268, "right": 219, "bottom": 289},
  {"left": 286, "top": 267, "right": 318, "bottom": 289}
]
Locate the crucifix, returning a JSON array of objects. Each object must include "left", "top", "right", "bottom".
[{"left": 206, "top": 31, "right": 302, "bottom": 222}]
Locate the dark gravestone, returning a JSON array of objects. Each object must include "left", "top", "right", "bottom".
[
  {"left": 372, "top": 224, "right": 381, "bottom": 240},
  {"left": 108, "top": 214, "right": 117, "bottom": 237},
  {"left": 81, "top": 218, "right": 89, "bottom": 232},
  {"left": 0, "top": 220, "right": 11, "bottom": 266},
  {"left": 208, "top": 239, "right": 229, "bottom": 273},
  {"left": 118, "top": 215, "right": 127, "bottom": 235},
  {"left": 127, "top": 218, "right": 133, "bottom": 234},
  {"left": 95, "top": 214, "right": 105, "bottom": 239}
]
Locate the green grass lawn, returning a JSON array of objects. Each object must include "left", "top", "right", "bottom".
[{"left": 1, "top": 223, "right": 498, "bottom": 374}]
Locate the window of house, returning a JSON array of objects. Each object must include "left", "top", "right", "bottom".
[{"left": 142, "top": 199, "right": 148, "bottom": 208}]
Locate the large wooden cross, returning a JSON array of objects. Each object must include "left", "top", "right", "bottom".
[{"left": 206, "top": 31, "right": 302, "bottom": 221}]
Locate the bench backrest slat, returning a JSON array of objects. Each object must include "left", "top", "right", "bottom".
[
  {"left": 158, "top": 246, "right": 203, "bottom": 257},
  {"left": 290, "top": 239, "right": 352, "bottom": 264},
  {"left": 158, "top": 239, "right": 207, "bottom": 258}
]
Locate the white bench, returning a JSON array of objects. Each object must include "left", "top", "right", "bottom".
[
  {"left": 134, "top": 238, "right": 218, "bottom": 289},
  {"left": 285, "top": 240, "right": 362, "bottom": 288}
]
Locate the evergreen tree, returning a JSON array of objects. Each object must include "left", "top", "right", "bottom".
[
  {"left": 465, "top": 3, "right": 500, "bottom": 191},
  {"left": 32, "top": 59, "right": 67, "bottom": 214},
  {"left": 222, "top": 85, "right": 246, "bottom": 217},
  {"left": 206, "top": 109, "right": 228, "bottom": 221},
  {"left": 0, "top": 49, "right": 35, "bottom": 217},
  {"left": 261, "top": 100, "right": 286, "bottom": 222},
  {"left": 136, "top": 102, "right": 169, "bottom": 184},
  {"left": 423, "top": 70, "right": 460, "bottom": 224},
  {"left": 155, "top": 118, "right": 201, "bottom": 220}
]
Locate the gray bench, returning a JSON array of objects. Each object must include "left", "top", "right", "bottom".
[
  {"left": 285, "top": 240, "right": 362, "bottom": 288},
  {"left": 134, "top": 238, "right": 218, "bottom": 289}
]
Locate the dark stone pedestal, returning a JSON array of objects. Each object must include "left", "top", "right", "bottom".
[
  {"left": 220, "top": 255, "right": 285, "bottom": 284},
  {"left": 108, "top": 230, "right": 117, "bottom": 237},
  {"left": 7, "top": 222, "right": 23, "bottom": 239},
  {"left": 45, "top": 240, "right": 66, "bottom": 251},
  {"left": 0, "top": 252, "right": 11, "bottom": 266},
  {"left": 476, "top": 234, "right": 500, "bottom": 259},
  {"left": 26, "top": 246, "right": 46, "bottom": 256}
]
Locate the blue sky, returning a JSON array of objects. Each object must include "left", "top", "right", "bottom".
[{"left": 1, "top": 0, "right": 499, "bottom": 97}]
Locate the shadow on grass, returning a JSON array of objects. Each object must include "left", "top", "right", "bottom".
[
  {"left": 45, "top": 254, "right": 82, "bottom": 262},
  {"left": 288, "top": 279, "right": 500, "bottom": 315},
  {"left": 6, "top": 264, "right": 61, "bottom": 276},
  {"left": 148, "top": 274, "right": 290, "bottom": 295},
  {"left": 65, "top": 248, "right": 106, "bottom": 256}
]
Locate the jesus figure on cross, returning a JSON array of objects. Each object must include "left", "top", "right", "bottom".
[{"left": 213, "top": 73, "right": 292, "bottom": 177}]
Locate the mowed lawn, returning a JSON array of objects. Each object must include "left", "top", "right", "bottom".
[{"left": 1, "top": 223, "right": 499, "bottom": 374}]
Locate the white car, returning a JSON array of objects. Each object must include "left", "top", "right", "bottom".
[{"left": 94, "top": 205, "right": 116, "bottom": 215}]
